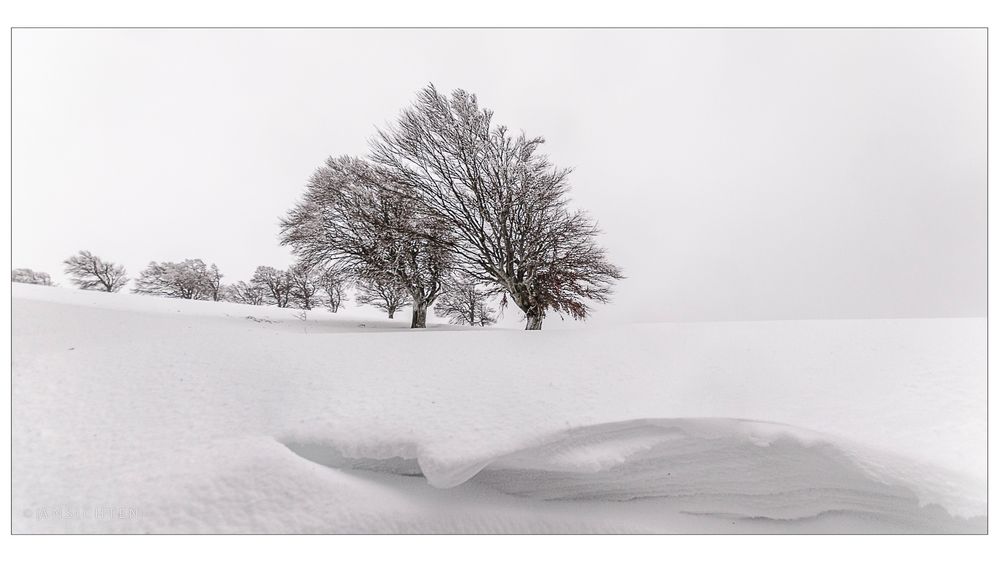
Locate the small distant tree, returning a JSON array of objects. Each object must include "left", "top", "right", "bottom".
[
  {"left": 224, "top": 281, "right": 266, "bottom": 306},
  {"left": 11, "top": 268, "right": 53, "bottom": 286},
  {"left": 318, "top": 266, "right": 349, "bottom": 313},
  {"left": 355, "top": 277, "right": 411, "bottom": 319},
  {"left": 434, "top": 277, "right": 498, "bottom": 326},
  {"left": 288, "top": 264, "right": 321, "bottom": 310},
  {"left": 206, "top": 263, "right": 224, "bottom": 301},
  {"left": 251, "top": 266, "right": 293, "bottom": 308},
  {"left": 64, "top": 251, "right": 129, "bottom": 292},
  {"left": 133, "top": 259, "right": 221, "bottom": 300}
]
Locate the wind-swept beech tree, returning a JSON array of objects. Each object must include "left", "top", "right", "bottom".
[
  {"left": 371, "top": 85, "right": 623, "bottom": 330},
  {"left": 133, "top": 259, "right": 221, "bottom": 300},
  {"left": 64, "top": 250, "right": 129, "bottom": 292},
  {"left": 318, "top": 266, "right": 349, "bottom": 313},
  {"left": 434, "top": 276, "right": 497, "bottom": 327},
  {"left": 251, "top": 266, "right": 293, "bottom": 308},
  {"left": 280, "top": 156, "right": 451, "bottom": 328},
  {"left": 355, "top": 276, "right": 411, "bottom": 319}
]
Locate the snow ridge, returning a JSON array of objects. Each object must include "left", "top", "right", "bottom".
[{"left": 282, "top": 417, "right": 985, "bottom": 528}]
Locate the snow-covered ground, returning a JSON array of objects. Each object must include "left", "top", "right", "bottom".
[{"left": 11, "top": 284, "right": 986, "bottom": 533}]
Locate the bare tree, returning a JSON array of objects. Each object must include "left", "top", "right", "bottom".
[
  {"left": 251, "top": 266, "right": 293, "bottom": 308},
  {"left": 355, "top": 276, "right": 411, "bottom": 319},
  {"left": 371, "top": 85, "right": 623, "bottom": 329},
  {"left": 133, "top": 259, "right": 221, "bottom": 300},
  {"left": 318, "top": 266, "right": 349, "bottom": 313},
  {"left": 12, "top": 268, "right": 53, "bottom": 286},
  {"left": 280, "top": 156, "right": 451, "bottom": 328},
  {"left": 223, "top": 281, "right": 266, "bottom": 306},
  {"left": 288, "top": 263, "right": 321, "bottom": 310},
  {"left": 206, "top": 263, "right": 224, "bottom": 301},
  {"left": 63, "top": 251, "right": 129, "bottom": 292},
  {"left": 433, "top": 276, "right": 497, "bottom": 327}
]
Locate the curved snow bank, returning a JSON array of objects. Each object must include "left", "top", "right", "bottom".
[{"left": 283, "top": 417, "right": 985, "bottom": 525}]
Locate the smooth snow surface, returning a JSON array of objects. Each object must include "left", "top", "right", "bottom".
[{"left": 11, "top": 284, "right": 986, "bottom": 533}]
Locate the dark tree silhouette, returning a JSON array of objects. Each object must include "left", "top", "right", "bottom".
[
  {"left": 371, "top": 85, "right": 623, "bottom": 329},
  {"left": 63, "top": 251, "right": 129, "bottom": 292},
  {"left": 280, "top": 156, "right": 451, "bottom": 328}
]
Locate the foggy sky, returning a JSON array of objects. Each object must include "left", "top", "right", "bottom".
[{"left": 11, "top": 29, "right": 987, "bottom": 325}]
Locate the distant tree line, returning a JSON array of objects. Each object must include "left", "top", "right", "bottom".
[
  {"left": 13, "top": 249, "right": 481, "bottom": 324},
  {"left": 15, "top": 251, "right": 350, "bottom": 313},
  {"left": 11, "top": 268, "right": 53, "bottom": 286}
]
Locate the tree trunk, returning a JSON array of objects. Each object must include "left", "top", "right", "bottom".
[
  {"left": 525, "top": 312, "right": 543, "bottom": 330},
  {"left": 512, "top": 290, "right": 544, "bottom": 330},
  {"left": 411, "top": 302, "right": 428, "bottom": 329},
  {"left": 388, "top": 310, "right": 395, "bottom": 319}
]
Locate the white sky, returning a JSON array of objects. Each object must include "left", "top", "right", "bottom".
[{"left": 11, "top": 29, "right": 986, "bottom": 325}]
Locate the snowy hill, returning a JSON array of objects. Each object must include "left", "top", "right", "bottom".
[{"left": 11, "top": 283, "right": 986, "bottom": 533}]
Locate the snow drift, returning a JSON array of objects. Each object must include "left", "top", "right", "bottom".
[
  {"left": 284, "top": 417, "right": 982, "bottom": 524},
  {"left": 11, "top": 284, "right": 986, "bottom": 533}
]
